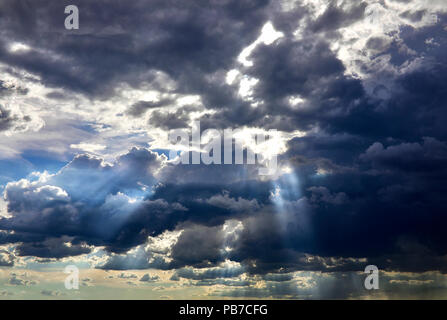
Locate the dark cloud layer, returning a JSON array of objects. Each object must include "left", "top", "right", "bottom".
[{"left": 0, "top": 0, "right": 269, "bottom": 101}]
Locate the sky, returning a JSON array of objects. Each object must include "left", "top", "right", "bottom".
[{"left": 0, "top": 0, "right": 446, "bottom": 299}]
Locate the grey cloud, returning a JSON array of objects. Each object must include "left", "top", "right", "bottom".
[
  {"left": 310, "top": 1, "right": 367, "bottom": 32},
  {"left": 0, "top": 290, "right": 14, "bottom": 296},
  {"left": 0, "top": 147, "right": 169, "bottom": 255},
  {"left": 400, "top": 9, "right": 426, "bottom": 22},
  {"left": 140, "top": 273, "right": 160, "bottom": 282},
  {"left": 194, "top": 278, "right": 252, "bottom": 287},
  {"left": 169, "top": 225, "right": 226, "bottom": 268},
  {"left": 366, "top": 36, "right": 392, "bottom": 53},
  {"left": 127, "top": 99, "right": 174, "bottom": 118},
  {"left": 8, "top": 274, "right": 37, "bottom": 286},
  {"left": 172, "top": 265, "right": 245, "bottom": 281},
  {"left": 262, "top": 273, "right": 294, "bottom": 282},
  {"left": 0, "top": 249, "right": 14, "bottom": 267},
  {"left": 203, "top": 192, "right": 261, "bottom": 212},
  {"left": 308, "top": 186, "right": 348, "bottom": 205},
  {"left": 360, "top": 137, "right": 447, "bottom": 173},
  {"left": 16, "top": 237, "right": 90, "bottom": 258},
  {"left": 0, "top": 104, "right": 32, "bottom": 132},
  {"left": 40, "top": 289, "right": 63, "bottom": 296},
  {"left": 0, "top": 0, "right": 269, "bottom": 99},
  {"left": 216, "top": 271, "right": 447, "bottom": 299},
  {"left": 149, "top": 108, "right": 191, "bottom": 130},
  {"left": 117, "top": 272, "right": 137, "bottom": 279}
]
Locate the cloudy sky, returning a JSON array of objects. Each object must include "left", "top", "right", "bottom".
[{"left": 0, "top": 0, "right": 446, "bottom": 299}]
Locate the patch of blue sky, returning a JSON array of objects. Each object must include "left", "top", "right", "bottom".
[
  {"left": 0, "top": 151, "right": 68, "bottom": 187},
  {"left": 21, "top": 151, "right": 68, "bottom": 174}
]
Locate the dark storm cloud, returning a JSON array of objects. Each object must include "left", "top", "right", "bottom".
[
  {"left": 0, "top": 0, "right": 311, "bottom": 133},
  {"left": 219, "top": 149, "right": 447, "bottom": 275},
  {"left": 157, "top": 126, "right": 447, "bottom": 275},
  {"left": 198, "top": 12, "right": 447, "bottom": 142},
  {"left": 285, "top": 132, "right": 368, "bottom": 168},
  {"left": 0, "top": 148, "right": 170, "bottom": 255},
  {"left": 262, "top": 273, "right": 294, "bottom": 282},
  {"left": 200, "top": 32, "right": 369, "bottom": 132},
  {"left": 310, "top": 1, "right": 367, "bottom": 32},
  {"left": 0, "top": 0, "right": 269, "bottom": 100},
  {"left": 169, "top": 225, "right": 226, "bottom": 268},
  {"left": 225, "top": 144, "right": 447, "bottom": 275},
  {"left": 0, "top": 146, "right": 271, "bottom": 257},
  {"left": 148, "top": 108, "right": 191, "bottom": 130},
  {"left": 15, "top": 237, "right": 90, "bottom": 259},
  {"left": 0, "top": 0, "right": 380, "bottom": 134},
  {"left": 360, "top": 137, "right": 447, "bottom": 173},
  {"left": 206, "top": 13, "right": 447, "bottom": 275}
]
